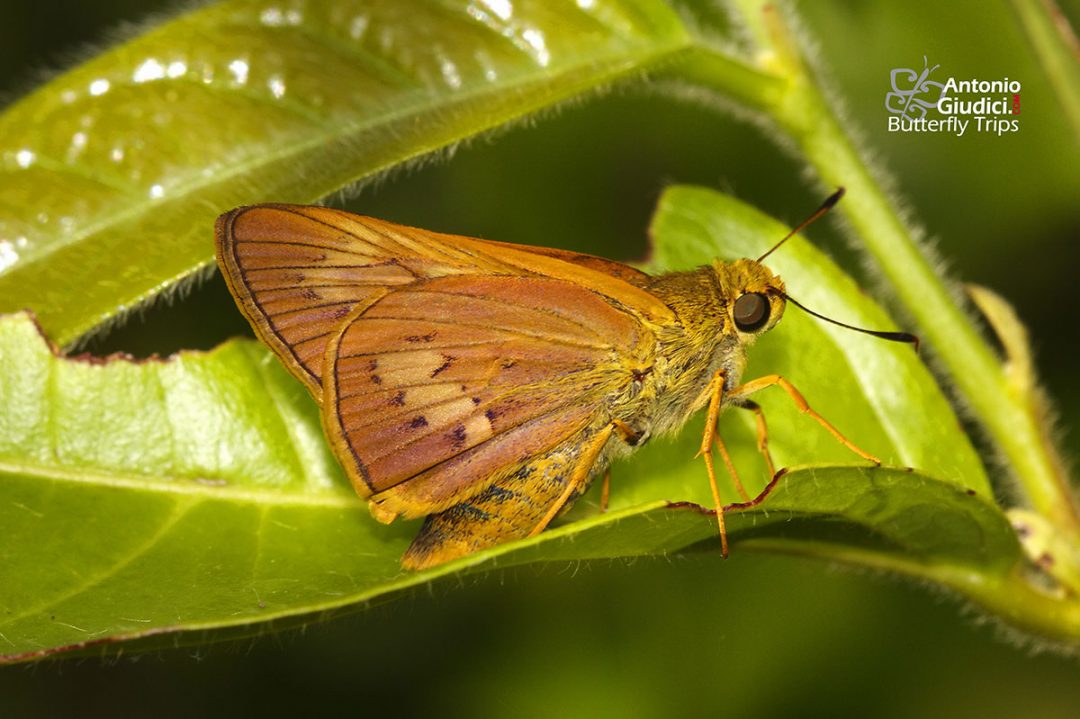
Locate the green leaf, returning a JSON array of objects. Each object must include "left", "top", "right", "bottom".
[
  {"left": 0, "top": 187, "right": 1019, "bottom": 662},
  {"left": 0, "top": 0, "right": 690, "bottom": 346}
]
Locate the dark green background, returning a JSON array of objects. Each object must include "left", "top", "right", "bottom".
[{"left": 2, "top": 1, "right": 1078, "bottom": 716}]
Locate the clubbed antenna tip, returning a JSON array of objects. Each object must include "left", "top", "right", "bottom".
[
  {"left": 781, "top": 292, "right": 920, "bottom": 351},
  {"left": 821, "top": 187, "right": 845, "bottom": 211}
]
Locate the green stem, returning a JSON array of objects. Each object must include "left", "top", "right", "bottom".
[
  {"left": 968, "top": 569, "right": 1080, "bottom": 644},
  {"left": 668, "top": 42, "right": 786, "bottom": 111},
  {"left": 662, "top": 0, "right": 1080, "bottom": 615},
  {"left": 753, "top": 3, "right": 1080, "bottom": 568},
  {"left": 900, "top": 561, "right": 1080, "bottom": 645},
  {"left": 1007, "top": 0, "right": 1080, "bottom": 140}
]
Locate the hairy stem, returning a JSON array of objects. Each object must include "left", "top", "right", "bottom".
[
  {"left": 662, "top": 0, "right": 1080, "bottom": 636},
  {"left": 1008, "top": 0, "right": 1080, "bottom": 140},
  {"left": 755, "top": 539, "right": 1080, "bottom": 644}
]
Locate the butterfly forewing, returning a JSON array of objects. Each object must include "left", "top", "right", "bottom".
[
  {"left": 215, "top": 205, "right": 670, "bottom": 397},
  {"left": 323, "top": 274, "right": 655, "bottom": 518},
  {"left": 217, "top": 206, "right": 407, "bottom": 394}
]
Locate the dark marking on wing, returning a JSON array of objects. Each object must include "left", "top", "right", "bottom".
[
  {"left": 450, "top": 424, "right": 467, "bottom": 449},
  {"left": 431, "top": 354, "right": 454, "bottom": 377}
]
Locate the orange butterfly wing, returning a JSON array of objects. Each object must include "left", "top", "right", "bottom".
[
  {"left": 216, "top": 204, "right": 675, "bottom": 522},
  {"left": 323, "top": 273, "right": 656, "bottom": 519},
  {"left": 214, "top": 204, "right": 668, "bottom": 398}
]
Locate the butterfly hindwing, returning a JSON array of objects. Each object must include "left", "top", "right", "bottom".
[
  {"left": 322, "top": 274, "right": 656, "bottom": 518},
  {"left": 399, "top": 424, "right": 606, "bottom": 569}
]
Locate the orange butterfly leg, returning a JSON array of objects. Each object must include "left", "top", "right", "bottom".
[
  {"left": 595, "top": 419, "right": 640, "bottom": 513},
  {"left": 697, "top": 370, "right": 730, "bottom": 559},
  {"left": 737, "top": 400, "right": 777, "bottom": 478},
  {"left": 713, "top": 432, "right": 750, "bottom": 502},
  {"left": 729, "top": 374, "right": 881, "bottom": 465},
  {"left": 528, "top": 422, "right": 616, "bottom": 537}
]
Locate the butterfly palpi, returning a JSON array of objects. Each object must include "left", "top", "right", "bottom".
[{"left": 214, "top": 191, "right": 914, "bottom": 569}]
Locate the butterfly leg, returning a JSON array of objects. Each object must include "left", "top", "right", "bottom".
[
  {"left": 725, "top": 467, "right": 786, "bottom": 512},
  {"left": 596, "top": 419, "right": 644, "bottom": 513},
  {"left": 713, "top": 431, "right": 750, "bottom": 502},
  {"left": 527, "top": 418, "right": 642, "bottom": 533},
  {"left": 697, "top": 370, "right": 731, "bottom": 558},
  {"left": 528, "top": 422, "right": 616, "bottom": 537},
  {"left": 735, "top": 400, "right": 777, "bottom": 478},
  {"left": 728, "top": 374, "right": 881, "bottom": 464}
]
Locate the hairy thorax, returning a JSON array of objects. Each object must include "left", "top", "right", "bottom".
[{"left": 613, "top": 265, "right": 750, "bottom": 440}]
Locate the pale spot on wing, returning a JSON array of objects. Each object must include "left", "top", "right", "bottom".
[
  {"left": 376, "top": 349, "right": 447, "bottom": 373},
  {"left": 338, "top": 349, "right": 453, "bottom": 386},
  {"left": 415, "top": 396, "right": 476, "bottom": 430},
  {"left": 405, "top": 383, "right": 463, "bottom": 409},
  {"left": 338, "top": 382, "right": 469, "bottom": 422},
  {"left": 464, "top": 413, "right": 494, "bottom": 444}
]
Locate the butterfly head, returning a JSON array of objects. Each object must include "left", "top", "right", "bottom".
[
  {"left": 714, "top": 258, "right": 787, "bottom": 339},
  {"left": 708, "top": 188, "right": 918, "bottom": 351}
]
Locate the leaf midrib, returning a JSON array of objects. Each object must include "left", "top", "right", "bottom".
[{"left": 0, "top": 458, "right": 362, "bottom": 508}]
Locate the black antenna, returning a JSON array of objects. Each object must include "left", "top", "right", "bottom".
[
  {"left": 759, "top": 187, "right": 919, "bottom": 351},
  {"left": 780, "top": 292, "right": 920, "bottom": 352},
  {"left": 758, "top": 187, "right": 846, "bottom": 263}
]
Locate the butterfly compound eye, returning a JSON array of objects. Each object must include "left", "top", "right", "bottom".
[{"left": 733, "top": 293, "right": 770, "bottom": 332}]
